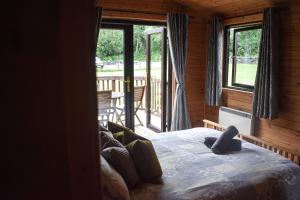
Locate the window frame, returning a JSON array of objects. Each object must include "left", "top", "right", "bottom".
[{"left": 223, "top": 24, "right": 262, "bottom": 92}]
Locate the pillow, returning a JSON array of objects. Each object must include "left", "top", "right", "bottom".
[
  {"left": 113, "top": 131, "right": 124, "bottom": 143},
  {"left": 126, "top": 139, "right": 162, "bottom": 182},
  {"left": 107, "top": 121, "right": 147, "bottom": 145},
  {"left": 123, "top": 130, "right": 148, "bottom": 145},
  {"left": 211, "top": 126, "right": 239, "bottom": 154},
  {"left": 102, "top": 147, "right": 139, "bottom": 188},
  {"left": 107, "top": 121, "right": 133, "bottom": 134},
  {"left": 204, "top": 137, "right": 242, "bottom": 152},
  {"left": 99, "top": 124, "right": 109, "bottom": 132},
  {"left": 99, "top": 131, "right": 123, "bottom": 150},
  {"left": 100, "top": 156, "right": 130, "bottom": 200}
]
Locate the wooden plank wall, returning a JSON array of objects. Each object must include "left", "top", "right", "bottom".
[
  {"left": 210, "top": 1, "right": 300, "bottom": 153},
  {"left": 186, "top": 18, "right": 208, "bottom": 127}
]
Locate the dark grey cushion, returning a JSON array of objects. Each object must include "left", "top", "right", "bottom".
[
  {"left": 126, "top": 139, "right": 162, "bottom": 182},
  {"left": 99, "top": 131, "right": 123, "bottom": 150},
  {"left": 211, "top": 126, "right": 239, "bottom": 154},
  {"left": 99, "top": 124, "right": 109, "bottom": 132},
  {"left": 102, "top": 147, "right": 139, "bottom": 188},
  {"left": 204, "top": 137, "right": 242, "bottom": 152}
]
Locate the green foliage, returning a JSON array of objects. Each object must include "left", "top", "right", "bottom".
[
  {"left": 97, "top": 29, "right": 123, "bottom": 61},
  {"left": 96, "top": 25, "right": 162, "bottom": 62},
  {"left": 229, "top": 28, "right": 261, "bottom": 57}
]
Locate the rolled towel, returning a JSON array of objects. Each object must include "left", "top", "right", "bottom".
[
  {"left": 211, "top": 126, "right": 239, "bottom": 154},
  {"left": 204, "top": 137, "right": 242, "bottom": 152}
]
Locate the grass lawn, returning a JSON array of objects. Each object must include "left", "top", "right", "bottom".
[{"left": 228, "top": 63, "right": 257, "bottom": 86}]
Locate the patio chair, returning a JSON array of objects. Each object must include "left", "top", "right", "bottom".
[
  {"left": 97, "top": 90, "right": 114, "bottom": 126},
  {"left": 116, "top": 85, "right": 145, "bottom": 126},
  {"left": 134, "top": 85, "right": 145, "bottom": 126}
]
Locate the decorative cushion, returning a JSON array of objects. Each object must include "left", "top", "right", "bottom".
[
  {"left": 204, "top": 137, "right": 242, "bottom": 152},
  {"left": 211, "top": 126, "right": 239, "bottom": 154},
  {"left": 102, "top": 147, "right": 139, "bottom": 188},
  {"left": 107, "top": 121, "right": 133, "bottom": 134},
  {"left": 100, "top": 156, "right": 130, "bottom": 200},
  {"left": 113, "top": 131, "right": 124, "bottom": 143},
  {"left": 99, "top": 131, "right": 123, "bottom": 150},
  {"left": 99, "top": 124, "right": 109, "bottom": 132},
  {"left": 123, "top": 130, "right": 148, "bottom": 145},
  {"left": 126, "top": 139, "right": 162, "bottom": 182}
]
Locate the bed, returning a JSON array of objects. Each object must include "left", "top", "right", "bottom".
[{"left": 130, "top": 120, "right": 300, "bottom": 200}]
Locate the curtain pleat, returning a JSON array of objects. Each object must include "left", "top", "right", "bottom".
[
  {"left": 167, "top": 13, "right": 192, "bottom": 131},
  {"left": 205, "top": 16, "right": 223, "bottom": 106},
  {"left": 252, "top": 7, "right": 279, "bottom": 120},
  {"left": 95, "top": 7, "right": 103, "bottom": 45}
]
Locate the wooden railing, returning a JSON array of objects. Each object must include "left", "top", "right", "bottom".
[{"left": 96, "top": 76, "right": 161, "bottom": 115}]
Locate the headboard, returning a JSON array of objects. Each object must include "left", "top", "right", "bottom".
[{"left": 203, "top": 119, "right": 300, "bottom": 166}]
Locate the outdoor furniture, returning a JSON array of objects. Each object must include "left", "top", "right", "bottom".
[
  {"left": 97, "top": 90, "right": 114, "bottom": 126},
  {"left": 134, "top": 86, "right": 145, "bottom": 126},
  {"left": 116, "top": 85, "right": 146, "bottom": 126}
]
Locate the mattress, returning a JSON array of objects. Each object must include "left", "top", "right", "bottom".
[{"left": 130, "top": 128, "right": 300, "bottom": 200}]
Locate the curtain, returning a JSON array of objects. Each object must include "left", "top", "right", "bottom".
[
  {"left": 252, "top": 7, "right": 279, "bottom": 119},
  {"left": 205, "top": 16, "right": 224, "bottom": 106},
  {"left": 95, "top": 7, "right": 103, "bottom": 45},
  {"left": 167, "top": 13, "right": 191, "bottom": 131}
]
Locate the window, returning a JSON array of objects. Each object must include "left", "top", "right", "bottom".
[{"left": 224, "top": 24, "right": 262, "bottom": 91}]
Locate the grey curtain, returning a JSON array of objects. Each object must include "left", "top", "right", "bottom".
[
  {"left": 205, "top": 16, "right": 224, "bottom": 106},
  {"left": 252, "top": 7, "right": 279, "bottom": 119},
  {"left": 167, "top": 13, "right": 191, "bottom": 131},
  {"left": 95, "top": 7, "right": 103, "bottom": 46}
]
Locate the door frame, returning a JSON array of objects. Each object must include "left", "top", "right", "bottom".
[
  {"left": 145, "top": 27, "right": 168, "bottom": 132},
  {"left": 101, "top": 19, "right": 171, "bottom": 132}
]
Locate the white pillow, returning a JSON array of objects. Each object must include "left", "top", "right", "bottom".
[{"left": 101, "top": 156, "right": 130, "bottom": 200}]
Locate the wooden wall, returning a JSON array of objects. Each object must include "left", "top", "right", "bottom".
[
  {"left": 209, "top": 1, "right": 300, "bottom": 153},
  {"left": 186, "top": 18, "right": 208, "bottom": 127}
]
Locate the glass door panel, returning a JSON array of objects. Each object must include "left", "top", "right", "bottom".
[{"left": 96, "top": 24, "right": 134, "bottom": 129}]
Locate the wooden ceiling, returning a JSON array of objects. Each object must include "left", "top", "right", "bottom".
[
  {"left": 171, "top": 0, "right": 287, "bottom": 17},
  {"left": 98, "top": 0, "right": 288, "bottom": 18}
]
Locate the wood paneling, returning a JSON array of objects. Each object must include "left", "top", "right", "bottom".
[
  {"left": 222, "top": 88, "right": 253, "bottom": 113},
  {"left": 224, "top": 13, "right": 263, "bottom": 26},
  {"left": 98, "top": 0, "right": 185, "bottom": 15},
  {"left": 186, "top": 18, "right": 208, "bottom": 127},
  {"left": 172, "top": 0, "right": 287, "bottom": 17},
  {"left": 102, "top": 10, "right": 166, "bottom": 22}
]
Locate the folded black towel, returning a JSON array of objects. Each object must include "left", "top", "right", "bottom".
[
  {"left": 204, "top": 137, "right": 242, "bottom": 152},
  {"left": 211, "top": 126, "right": 239, "bottom": 154}
]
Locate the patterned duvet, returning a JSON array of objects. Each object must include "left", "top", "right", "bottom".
[{"left": 130, "top": 128, "right": 300, "bottom": 200}]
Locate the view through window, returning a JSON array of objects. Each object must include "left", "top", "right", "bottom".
[{"left": 225, "top": 25, "right": 262, "bottom": 90}]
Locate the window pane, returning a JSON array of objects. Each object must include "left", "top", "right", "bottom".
[
  {"left": 235, "top": 28, "right": 261, "bottom": 86},
  {"left": 227, "top": 28, "right": 234, "bottom": 87}
]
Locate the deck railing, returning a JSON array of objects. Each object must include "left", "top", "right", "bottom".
[{"left": 96, "top": 76, "right": 161, "bottom": 115}]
